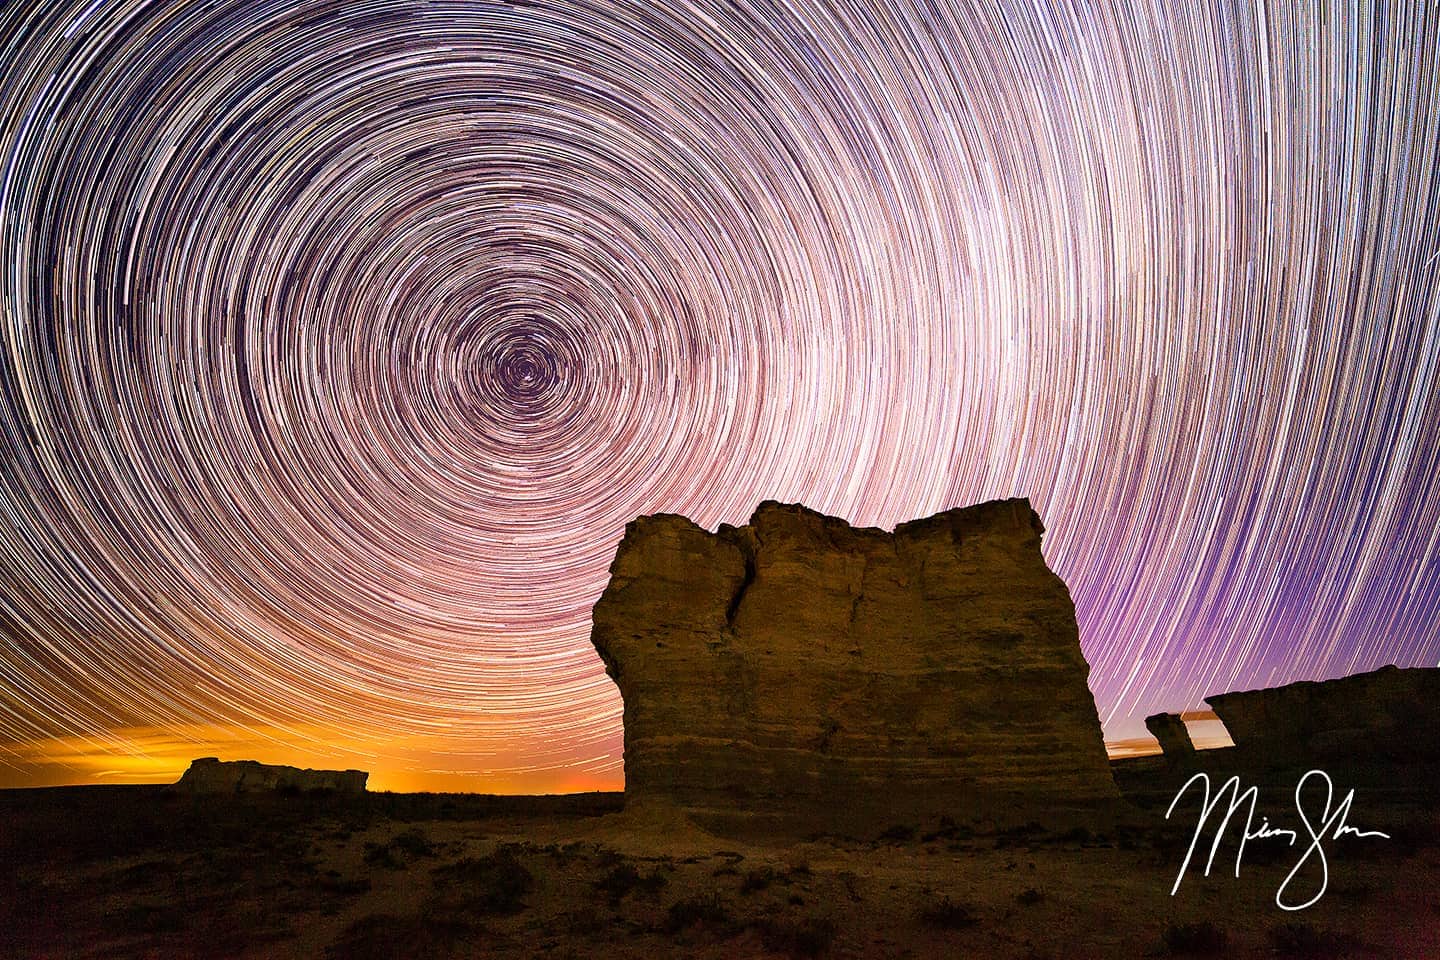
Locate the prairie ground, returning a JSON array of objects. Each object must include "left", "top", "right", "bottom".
[{"left": 2, "top": 757, "right": 1435, "bottom": 958}]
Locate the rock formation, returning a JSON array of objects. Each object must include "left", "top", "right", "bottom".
[
  {"left": 176, "top": 758, "right": 368, "bottom": 794},
  {"left": 1205, "top": 665, "right": 1440, "bottom": 766},
  {"left": 590, "top": 498, "right": 1117, "bottom": 829},
  {"left": 1144, "top": 712, "right": 1196, "bottom": 761}
]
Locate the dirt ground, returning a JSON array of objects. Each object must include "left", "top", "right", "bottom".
[{"left": 2, "top": 759, "right": 1436, "bottom": 958}]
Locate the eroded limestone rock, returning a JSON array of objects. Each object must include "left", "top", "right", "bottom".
[
  {"left": 591, "top": 498, "right": 1117, "bottom": 828},
  {"left": 176, "top": 757, "right": 368, "bottom": 793},
  {"left": 1144, "top": 713, "right": 1196, "bottom": 761},
  {"left": 1205, "top": 665, "right": 1440, "bottom": 765}
]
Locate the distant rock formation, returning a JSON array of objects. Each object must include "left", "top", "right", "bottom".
[
  {"left": 1144, "top": 713, "right": 1196, "bottom": 762},
  {"left": 176, "top": 758, "right": 368, "bottom": 794},
  {"left": 1205, "top": 665, "right": 1440, "bottom": 765},
  {"left": 590, "top": 498, "right": 1117, "bottom": 829}
]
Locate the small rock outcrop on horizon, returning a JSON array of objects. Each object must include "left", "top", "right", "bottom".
[
  {"left": 176, "top": 758, "right": 368, "bottom": 794},
  {"left": 1205, "top": 665, "right": 1440, "bottom": 765},
  {"left": 1144, "top": 712, "right": 1196, "bottom": 762},
  {"left": 591, "top": 498, "right": 1117, "bottom": 829}
]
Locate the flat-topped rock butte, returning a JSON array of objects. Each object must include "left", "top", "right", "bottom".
[
  {"left": 591, "top": 497, "right": 1117, "bottom": 831},
  {"left": 1204, "top": 664, "right": 1440, "bottom": 766},
  {"left": 176, "top": 758, "right": 368, "bottom": 794}
]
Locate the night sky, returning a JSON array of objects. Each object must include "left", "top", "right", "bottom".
[{"left": 2, "top": 0, "right": 1437, "bottom": 791}]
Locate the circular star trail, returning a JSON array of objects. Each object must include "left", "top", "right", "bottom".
[{"left": 2, "top": 0, "right": 1438, "bottom": 787}]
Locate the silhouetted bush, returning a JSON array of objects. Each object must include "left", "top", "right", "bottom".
[
  {"left": 740, "top": 866, "right": 778, "bottom": 893},
  {"left": 664, "top": 893, "right": 730, "bottom": 933},
  {"left": 989, "top": 820, "right": 1047, "bottom": 849},
  {"left": 1159, "top": 920, "right": 1228, "bottom": 955},
  {"left": 107, "top": 900, "right": 187, "bottom": 935},
  {"left": 758, "top": 915, "right": 838, "bottom": 957},
  {"left": 361, "top": 842, "right": 402, "bottom": 870},
  {"left": 1267, "top": 921, "right": 1361, "bottom": 957},
  {"left": 916, "top": 895, "right": 976, "bottom": 929},
  {"left": 593, "top": 861, "right": 667, "bottom": 900},
  {"left": 391, "top": 828, "right": 435, "bottom": 857},
  {"left": 324, "top": 912, "right": 474, "bottom": 960},
  {"left": 432, "top": 845, "right": 535, "bottom": 915}
]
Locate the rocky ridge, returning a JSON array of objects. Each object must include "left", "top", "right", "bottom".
[{"left": 176, "top": 757, "right": 368, "bottom": 793}]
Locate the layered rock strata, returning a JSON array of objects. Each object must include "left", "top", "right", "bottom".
[
  {"left": 591, "top": 498, "right": 1117, "bottom": 827},
  {"left": 176, "top": 757, "right": 368, "bottom": 793},
  {"left": 1205, "top": 665, "right": 1440, "bottom": 765},
  {"left": 1144, "top": 712, "right": 1196, "bottom": 761}
]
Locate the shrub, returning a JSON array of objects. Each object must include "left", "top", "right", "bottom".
[
  {"left": 758, "top": 915, "right": 838, "bottom": 957},
  {"left": 917, "top": 895, "right": 976, "bottom": 929},
  {"left": 664, "top": 893, "right": 730, "bottom": 933},
  {"left": 740, "top": 867, "right": 778, "bottom": 894},
  {"left": 362, "top": 842, "right": 402, "bottom": 870},
  {"left": 593, "top": 861, "right": 667, "bottom": 900},
  {"left": 1267, "top": 921, "right": 1360, "bottom": 958},
  {"left": 390, "top": 828, "right": 435, "bottom": 858},
  {"left": 362, "top": 828, "right": 435, "bottom": 869},
  {"left": 1159, "top": 921, "right": 1229, "bottom": 955},
  {"left": 433, "top": 846, "right": 535, "bottom": 916},
  {"left": 324, "top": 912, "right": 473, "bottom": 960}
]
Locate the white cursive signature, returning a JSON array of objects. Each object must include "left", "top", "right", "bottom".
[{"left": 1165, "top": 769, "right": 1390, "bottom": 910}]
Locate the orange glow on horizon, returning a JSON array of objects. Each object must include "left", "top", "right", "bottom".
[
  {"left": 0, "top": 724, "right": 623, "bottom": 794},
  {"left": 4, "top": 722, "right": 1236, "bottom": 791}
]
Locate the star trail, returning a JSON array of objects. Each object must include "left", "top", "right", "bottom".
[{"left": 2, "top": 0, "right": 1438, "bottom": 790}]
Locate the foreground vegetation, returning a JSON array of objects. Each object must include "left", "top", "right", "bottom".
[{"left": 0, "top": 776, "right": 1434, "bottom": 958}]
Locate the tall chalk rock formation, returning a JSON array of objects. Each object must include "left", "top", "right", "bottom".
[{"left": 591, "top": 498, "right": 1116, "bottom": 828}]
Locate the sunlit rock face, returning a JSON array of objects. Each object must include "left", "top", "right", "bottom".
[
  {"left": 1205, "top": 665, "right": 1440, "bottom": 765},
  {"left": 1144, "top": 713, "right": 1196, "bottom": 761},
  {"left": 176, "top": 758, "right": 368, "bottom": 793},
  {"left": 591, "top": 498, "right": 1117, "bottom": 828}
]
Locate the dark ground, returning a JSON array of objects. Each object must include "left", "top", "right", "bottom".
[{"left": 1, "top": 755, "right": 1436, "bottom": 958}]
